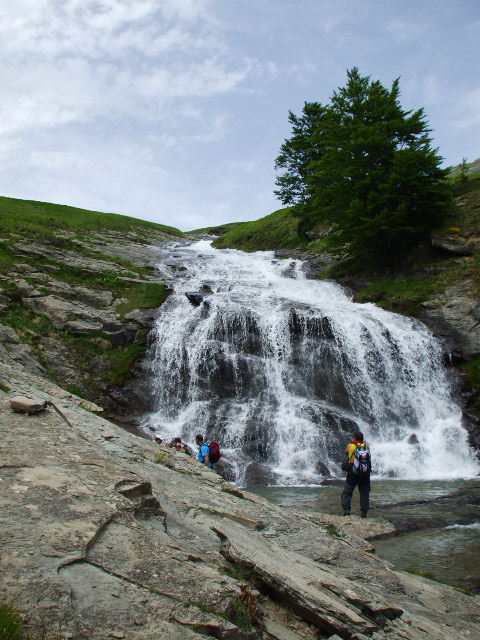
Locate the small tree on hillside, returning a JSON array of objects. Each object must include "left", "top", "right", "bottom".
[{"left": 458, "top": 157, "right": 469, "bottom": 183}]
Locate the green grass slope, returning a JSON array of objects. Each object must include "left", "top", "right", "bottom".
[
  {"left": 0, "top": 196, "right": 183, "bottom": 239},
  {"left": 187, "top": 221, "right": 242, "bottom": 235},
  {"left": 211, "top": 207, "right": 327, "bottom": 252}
]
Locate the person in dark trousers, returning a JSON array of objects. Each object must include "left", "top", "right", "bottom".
[
  {"left": 196, "top": 434, "right": 213, "bottom": 468},
  {"left": 341, "top": 431, "right": 371, "bottom": 518}
]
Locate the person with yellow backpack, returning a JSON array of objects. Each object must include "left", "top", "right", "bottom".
[{"left": 341, "top": 431, "right": 371, "bottom": 517}]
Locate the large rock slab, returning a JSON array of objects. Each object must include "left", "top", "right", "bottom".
[
  {"left": 23, "top": 294, "right": 119, "bottom": 332},
  {"left": 1, "top": 360, "right": 479, "bottom": 640}
]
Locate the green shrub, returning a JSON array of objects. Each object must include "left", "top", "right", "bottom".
[
  {"left": 227, "top": 599, "right": 252, "bottom": 632},
  {"left": 353, "top": 277, "right": 439, "bottom": 315},
  {"left": 325, "top": 523, "right": 343, "bottom": 538},
  {"left": 0, "top": 604, "right": 24, "bottom": 640}
]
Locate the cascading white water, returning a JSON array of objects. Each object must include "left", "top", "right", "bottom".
[{"left": 144, "top": 240, "right": 479, "bottom": 485}]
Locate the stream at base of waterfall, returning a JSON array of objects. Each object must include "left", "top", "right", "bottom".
[
  {"left": 143, "top": 239, "right": 479, "bottom": 485},
  {"left": 249, "top": 479, "right": 480, "bottom": 594}
]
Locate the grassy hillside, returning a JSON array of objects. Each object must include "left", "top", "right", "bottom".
[
  {"left": 211, "top": 207, "right": 328, "bottom": 252},
  {"left": 188, "top": 221, "right": 242, "bottom": 235},
  {"left": 0, "top": 197, "right": 183, "bottom": 407},
  {"left": 0, "top": 196, "right": 183, "bottom": 239}
]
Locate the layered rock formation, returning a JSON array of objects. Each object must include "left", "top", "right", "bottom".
[
  {"left": 0, "top": 223, "right": 182, "bottom": 425},
  {"left": 1, "top": 358, "right": 479, "bottom": 640}
]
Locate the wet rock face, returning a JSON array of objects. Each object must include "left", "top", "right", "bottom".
[
  {"left": 422, "top": 283, "right": 480, "bottom": 359},
  {"left": 185, "top": 291, "right": 213, "bottom": 306},
  {"left": 3, "top": 360, "right": 479, "bottom": 640}
]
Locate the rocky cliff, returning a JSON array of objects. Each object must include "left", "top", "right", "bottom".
[
  {"left": 0, "top": 196, "right": 185, "bottom": 427},
  {"left": 1, "top": 356, "right": 480, "bottom": 640}
]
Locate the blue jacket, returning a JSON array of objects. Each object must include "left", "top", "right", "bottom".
[{"left": 197, "top": 443, "right": 213, "bottom": 468}]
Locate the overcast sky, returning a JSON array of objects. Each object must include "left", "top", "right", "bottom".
[{"left": 0, "top": 1, "right": 479, "bottom": 231}]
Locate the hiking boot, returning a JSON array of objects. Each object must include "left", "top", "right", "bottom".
[
  {"left": 360, "top": 511, "right": 367, "bottom": 518},
  {"left": 343, "top": 509, "right": 351, "bottom": 516}
]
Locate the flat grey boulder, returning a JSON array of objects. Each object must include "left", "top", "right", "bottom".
[
  {"left": 1, "top": 359, "right": 479, "bottom": 640},
  {"left": 431, "top": 234, "right": 479, "bottom": 256}
]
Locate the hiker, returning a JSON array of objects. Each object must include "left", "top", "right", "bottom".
[
  {"left": 154, "top": 435, "right": 164, "bottom": 444},
  {"left": 196, "top": 434, "right": 213, "bottom": 468},
  {"left": 168, "top": 437, "right": 193, "bottom": 456},
  {"left": 341, "top": 431, "right": 371, "bottom": 518}
]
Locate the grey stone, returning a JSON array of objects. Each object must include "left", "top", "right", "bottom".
[
  {"left": 1, "top": 359, "right": 480, "bottom": 639},
  {"left": 471, "top": 302, "right": 480, "bottom": 321},
  {"left": 0, "top": 323, "right": 22, "bottom": 344},
  {"left": 0, "top": 323, "right": 44, "bottom": 375},
  {"left": 421, "top": 284, "right": 480, "bottom": 358},
  {"left": 185, "top": 291, "right": 213, "bottom": 306},
  {"left": 38, "top": 336, "right": 79, "bottom": 380},
  {"left": 243, "top": 462, "right": 280, "bottom": 487},
  {"left": 431, "top": 234, "right": 478, "bottom": 256},
  {"left": 64, "top": 319, "right": 104, "bottom": 334},
  {"left": 12, "top": 278, "right": 43, "bottom": 297},
  {"left": 124, "top": 308, "right": 157, "bottom": 327},
  {"left": 14, "top": 263, "right": 38, "bottom": 274}
]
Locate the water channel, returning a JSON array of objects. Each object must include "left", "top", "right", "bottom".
[{"left": 249, "top": 480, "right": 480, "bottom": 593}]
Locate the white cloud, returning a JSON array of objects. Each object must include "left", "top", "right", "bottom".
[
  {"left": 0, "top": 0, "right": 249, "bottom": 139},
  {"left": 1, "top": 0, "right": 478, "bottom": 230},
  {"left": 454, "top": 87, "right": 480, "bottom": 129},
  {"left": 385, "top": 18, "right": 427, "bottom": 42}
]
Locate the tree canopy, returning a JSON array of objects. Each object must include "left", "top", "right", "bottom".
[{"left": 275, "top": 68, "right": 450, "bottom": 262}]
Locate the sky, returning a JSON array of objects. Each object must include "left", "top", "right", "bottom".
[{"left": 0, "top": 0, "right": 479, "bottom": 231}]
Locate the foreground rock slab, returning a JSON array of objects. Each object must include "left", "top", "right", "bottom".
[{"left": 1, "top": 360, "right": 479, "bottom": 640}]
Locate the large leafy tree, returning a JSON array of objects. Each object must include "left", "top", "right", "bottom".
[
  {"left": 275, "top": 68, "right": 450, "bottom": 261},
  {"left": 274, "top": 102, "right": 328, "bottom": 206}
]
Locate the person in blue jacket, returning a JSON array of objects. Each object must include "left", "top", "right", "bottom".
[{"left": 196, "top": 434, "right": 213, "bottom": 468}]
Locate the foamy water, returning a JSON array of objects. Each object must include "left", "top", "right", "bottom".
[{"left": 143, "top": 240, "right": 479, "bottom": 484}]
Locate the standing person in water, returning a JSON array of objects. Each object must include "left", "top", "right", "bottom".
[
  {"left": 341, "top": 431, "right": 371, "bottom": 518},
  {"left": 196, "top": 434, "right": 213, "bottom": 468}
]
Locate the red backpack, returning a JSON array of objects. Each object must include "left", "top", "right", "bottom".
[{"left": 208, "top": 440, "right": 221, "bottom": 463}]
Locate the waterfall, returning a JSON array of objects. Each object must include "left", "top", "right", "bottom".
[{"left": 143, "top": 240, "right": 479, "bottom": 485}]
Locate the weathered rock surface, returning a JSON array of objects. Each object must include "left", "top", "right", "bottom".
[
  {"left": 185, "top": 290, "right": 213, "bottom": 306},
  {"left": 0, "top": 323, "right": 45, "bottom": 376},
  {"left": 1, "top": 359, "right": 479, "bottom": 640},
  {"left": 431, "top": 233, "right": 479, "bottom": 256},
  {"left": 0, "top": 227, "right": 185, "bottom": 421},
  {"left": 421, "top": 282, "right": 480, "bottom": 359}
]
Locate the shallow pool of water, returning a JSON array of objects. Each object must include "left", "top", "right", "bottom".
[{"left": 248, "top": 479, "right": 480, "bottom": 592}]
